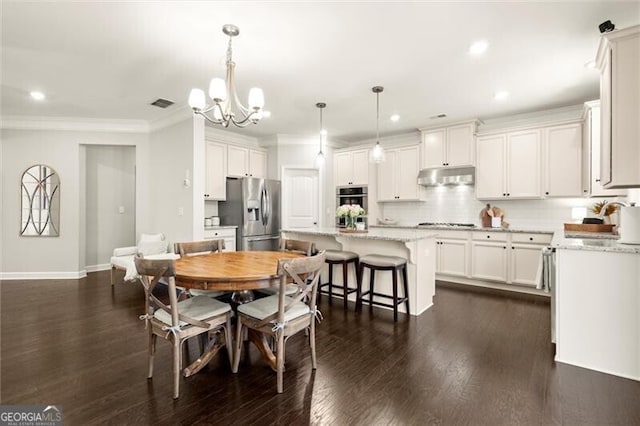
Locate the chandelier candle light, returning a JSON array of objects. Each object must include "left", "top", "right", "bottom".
[
  {"left": 315, "top": 102, "right": 327, "bottom": 166},
  {"left": 188, "top": 24, "right": 265, "bottom": 128},
  {"left": 370, "top": 86, "right": 386, "bottom": 163}
]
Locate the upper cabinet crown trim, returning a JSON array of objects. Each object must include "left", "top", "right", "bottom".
[
  {"left": 596, "top": 24, "right": 640, "bottom": 69},
  {"left": 419, "top": 119, "right": 479, "bottom": 132}
]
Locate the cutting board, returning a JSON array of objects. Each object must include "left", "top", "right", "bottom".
[{"left": 564, "top": 223, "right": 616, "bottom": 233}]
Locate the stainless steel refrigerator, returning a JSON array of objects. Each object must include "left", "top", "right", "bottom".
[{"left": 218, "top": 177, "right": 281, "bottom": 251}]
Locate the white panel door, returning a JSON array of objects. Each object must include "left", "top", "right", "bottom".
[
  {"left": 471, "top": 242, "right": 507, "bottom": 282},
  {"left": 439, "top": 239, "right": 468, "bottom": 277},
  {"left": 507, "top": 130, "right": 541, "bottom": 198},
  {"left": 476, "top": 135, "right": 506, "bottom": 199},
  {"left": 422, "top": 130, "right": 446, "bottom": 168},
  {"left": 282, "top": 168, "right": 319, "bottom": 229},
  {"left": 545, "top": 124, "right": 582, "bottom": 197}
]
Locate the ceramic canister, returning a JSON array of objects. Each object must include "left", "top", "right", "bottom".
[{"left": 618, "top": 206, "right": 640, "bottom": 244}]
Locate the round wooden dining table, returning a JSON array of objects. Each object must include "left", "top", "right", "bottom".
[{"left": 173, "top": 250, "right": 304, "bottom": 375}]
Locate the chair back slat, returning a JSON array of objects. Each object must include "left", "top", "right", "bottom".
[
  {"left": 277, "top": 251, "right": 325, "bottom": 319},
  {"left": 280, "top": 238, "right": 314, "bottom": 256},
  {"left": 175, "top": 239, "right": 224, "bottom": 257}
]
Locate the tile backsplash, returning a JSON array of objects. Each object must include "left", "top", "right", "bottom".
[{"left": 381, "top": 185, "right": 626, "bottom": 229}]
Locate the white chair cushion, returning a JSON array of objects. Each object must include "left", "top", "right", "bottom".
[
  {"left": 360, "top": 254, "right": 406, "bottom": 267},
  {"left": 112, "top": 246, "right": 137, "bottom": 257},
  {"left": 188, "top": 288, "right": 225, "bottom": 298},
  {"left": 137, "top": 240, "right": 168, "bottom": 256},
  {"left": 325, "top": 250, "right": 359, "bottom": 262},
  {"left": 237, "top": 295, "right": 310, "bottom": 322},
  {"left": 139, "top": 233, "right": 165, "bottom": 242},
  {"left": 257, "top": 284, "right": 300, "bottom": 296},
  {"left": 112, "top": 253, "right": 179, "bottom": 282},
  {"left": 154, "top": 295, "right": 231, "bottom": 327}
]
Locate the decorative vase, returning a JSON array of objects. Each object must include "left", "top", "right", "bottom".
[{"left": 346, "top": 216, "right": 356, "bottom": 230}]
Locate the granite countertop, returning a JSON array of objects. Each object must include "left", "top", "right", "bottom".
[
  {"left": 282, "top": 227, "right": 438, "bottom": 242},
  {"left": 370, "top": 224, "right": 556, "bottom": 234},
  {"left": 551, "top": 231, "right": 640, "bottom": 254},
  {"left": 204, "top": 225, "right": 238, "bottom": 230}
]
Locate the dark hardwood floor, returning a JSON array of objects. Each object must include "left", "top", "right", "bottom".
[{"left": 2, "top": 271, "right": 639, "bottom": 425}]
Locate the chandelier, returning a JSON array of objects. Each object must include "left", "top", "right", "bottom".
[
  {"left": 188, "top": 24, "right": 265, "bottom": 128},
  {"left": 370, "top": 86, "right": 386, "bottom": 163},
  {"left": 315, "top": 102, "right": 327, "bottom": 166}
]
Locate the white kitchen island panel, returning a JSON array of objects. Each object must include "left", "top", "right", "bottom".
[
  {"left": 555, "top": 247, "right": 640, "bottom": 381},
  {"left": 282, "top": 228, "right": 437, "bottom": 316}
]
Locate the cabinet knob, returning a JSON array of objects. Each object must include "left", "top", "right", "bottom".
[
  {"left": 595, "top": 178, "right": 601, "bottom": 182},
  {"left": 507, "top": 193, "right": 510, "bottom": 196},
  {"left": 529, "top": 237, "right": 533, "bottom": 241},
  {"left": 503, "top": 193, "right": 506, "bottom": 196},
  {"left": 545, "top": 192, "right": 549, "bottom": 195},
  {"left": 487, "top": 235, "right": 490, "bottom": 239},
  {"left": 583, "top": 190, "right": 588, "bottom": 193},
  {"left": 504, "top": 246, "right": 506, "bottom": 249}
]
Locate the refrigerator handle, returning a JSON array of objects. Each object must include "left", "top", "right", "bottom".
[
  {"left": 260, "top": 186, "right": 268, "bottom": 226},
  {"left": 265, "top": 187, "right": 271, "bottom": 226}
]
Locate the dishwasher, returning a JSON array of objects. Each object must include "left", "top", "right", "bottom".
[{"left": 541, "top": 247, "right": 556, "bottom": 344}]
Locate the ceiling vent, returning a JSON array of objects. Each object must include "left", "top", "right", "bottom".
[
  {"left": 150, "top": 98, "right": 174, "bottom": 108},
  {"left": 429, "top": 113, "right": 447, "bottom": 119}
]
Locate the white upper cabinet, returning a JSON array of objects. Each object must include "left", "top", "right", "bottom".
[
  {"left": 334, "top": 149, "right": 369, "bottom": 186},
  {"left": 543, "top": 123, "right": 583, "bottom": 197},
  {"left": 583, "top": 102, "right": 627, "bottom": 197},
  {"left": 205, "top": 141, "right": 227, "bottom": 200},
  {"left": 596, "top": 25, "right": 640, "bottom": 188},
  {"left": 476, "top": 130, "right": 541, "bottom": 200},
  {"left": 421, "top": 121, "right": 476, "bottom": 168},
  {"left": 377, "top": 145, "right": 423, "bottom": 201},
  {"left": 227, "top": 145, "right": 267, "bottom": 178}
]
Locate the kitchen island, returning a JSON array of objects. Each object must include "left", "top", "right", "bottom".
[
  {"left": 552, "top": 231, "right": 640, "bottom": 381},
  {"left": 281, "top": 227, "right": 438, "bottom": 316}
]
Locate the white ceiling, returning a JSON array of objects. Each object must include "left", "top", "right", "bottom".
[{"left": 2, "top": 1, "right": 639, "bottom": 142}]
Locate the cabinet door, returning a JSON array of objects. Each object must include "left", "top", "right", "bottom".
[
  {"left": 227, "top": 145, "right": 249, "bottom": 177},
  {"left": 446, "top": 124, "right": 474, "bottom": 167},
  {"left": 476, "top": 135, "right": 506, "bottom": 199},
  {"left": 249, "top": 149, "right": 267, "bottom": 178},
  {"left": 351, "top": 150, "right": 369, "bottom": 185},
  {"left": 377, "top": 151, "right": 396, "bottom": 201},
  {"left": 439, "top": 239, "right": 468, "bottom": 277},
  {"left": 510, "top": 244, "right": 543, "bottom": 287},
  {"left": 471, "top": 241, "right": 507, "bottom": 282},
  {"left": 589, "top": 105, "right": 627, "bottom": 197},
  {"left": 334, "top": 152, "right": 353, "bottom": 186},
  {"left": 545, "top": 124, "right": 582, "bottom": 197},
  {"left": 396, "top": 146, "right": 420, "bottom": 200},
  {"left": 600, "top": 49, "right": 612, "bottom": 187},
  {"left": 205, "top": 142, "right": 227, "bottom": 200},
  {"left": 422, "top": 130, "right": 446, "bottom": 168},
  {"left": 507, "top": 130, "right": 541, "bottom": 198}
]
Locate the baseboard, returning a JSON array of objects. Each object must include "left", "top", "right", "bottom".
[
  {"left": 0, "top": 270, "right": 88, "bottom": 280},
  {"left": 437, "top": 280, "right": 550, "bottom": 303},
  {"left": 86, "top": 263, "right": 111, "bottom": 273},
  {"left": 436, "top": 274, "right": 550, "bottom": 297}
]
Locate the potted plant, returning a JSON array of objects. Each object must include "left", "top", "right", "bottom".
[
  {"left": 336, "top": 204, "right": 366, "bottom": 230},
  {"left": 591, "top": 200, "right": 619, "bottom": 224}
]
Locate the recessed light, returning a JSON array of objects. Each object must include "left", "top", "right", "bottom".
[
  {"left": 30, "top": 91, "right": 45, "bottom": 101},
  {"left": 390, "top": 114, "right": 400, "bottom": 122},
  {"left": 468, "top": 40, "right": 488, "bottom": 56},
  {"left": 494, "top": 91, "right": 509, "bottom": 101},
  {"left": 262, "top": 110, "right": 271, "bottom": 118},
  {"left": 584, "top": 60, "right": 596, "bottom": 69}
]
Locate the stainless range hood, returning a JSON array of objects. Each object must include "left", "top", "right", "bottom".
[{"left": 417, "top": 166, "right": 475, "bottom": 186}]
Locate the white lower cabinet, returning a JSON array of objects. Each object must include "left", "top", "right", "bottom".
[
  {"left": 471, "top": 241, "right": 508, "bottom": 282},
  {"left": 203, "top": 228, "right": 236, "bottom": 252},
  {"left": 435, "top": 230, "right": 470, "bottom": 277}
]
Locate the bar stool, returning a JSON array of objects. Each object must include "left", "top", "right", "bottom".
[
  {"left": 356, "top": 254, "right": 409, "bottom": 321},
  {"left": 319, "top": 250, "right": 359, "bottom": 310}
]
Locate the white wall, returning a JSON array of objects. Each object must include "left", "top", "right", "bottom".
[
  {"left": 0, "top": 128, "right": 149, "bottom": 278},
  {"left": 148, "top": 117, "right": 202, "bottom": 248},
  {"left": 381, "top": 185, "right": 625, "bottom": 229},
  {"left": 85, "top": 145, "right": 136, "bottom": 269}
]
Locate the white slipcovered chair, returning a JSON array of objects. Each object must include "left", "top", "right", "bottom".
[{"left": 110, "top": 233, "right": 179, "bottom": 285}]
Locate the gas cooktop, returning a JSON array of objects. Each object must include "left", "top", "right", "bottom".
[{"left": 417, "top": 222, "right": 477, "bottom": 228}]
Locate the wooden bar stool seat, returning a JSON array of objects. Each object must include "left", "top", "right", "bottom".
[
  {"left": 356, "top": 254, "right": 409, "bottom": 321},
  {"left": 319, "top": 250, "right": 359, "bottom": 310}
]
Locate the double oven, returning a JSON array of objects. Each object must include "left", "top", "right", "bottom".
[{"left": 335, "top": 186, "right": 368, "bottom": 228}]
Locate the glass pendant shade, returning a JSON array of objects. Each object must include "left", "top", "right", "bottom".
[
  {"left": 188, "top": 88, "right": 206, "bottom": 110},
  {"left": 208, "top": 78, "right": 227, "bottom": 102},
  {"left": 371, "top": 142, "right": 386, "bottom": 163},
  {"left": 315, "top": 151, "right": 325, "bottom": 167},
  {"left": 248, "top": 88, "right": 265, "bottom": 109}
]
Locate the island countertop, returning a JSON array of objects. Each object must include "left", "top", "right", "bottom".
[{"left": 281, "top": 227, "right": 438, "bottom": 242}]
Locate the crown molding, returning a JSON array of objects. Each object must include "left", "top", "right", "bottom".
[
  {"left": 258, "top": 134, "right": 346, "bottom": 148},
  {"left": 148, "top": 106, "right": 193, "bottom": 132},
  {"left": 204, "top": 126, "right": 260, "bottom": 147},
  {"left": 477, "top": 103, "right": 584, "bottom": 135},
  {"left": 345, "top": 131, "right": 421, "bottom": 150},
  {"left": 0, "top": 115, "right": 149, "bottom": 133}
]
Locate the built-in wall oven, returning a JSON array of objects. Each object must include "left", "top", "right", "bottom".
[{"left": 335, "top": 186, "right": 368, "bottom": 228}]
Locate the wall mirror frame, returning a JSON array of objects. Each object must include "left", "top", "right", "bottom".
[{"left": 20, "top": 164, "right": 60, "bottom": 237}]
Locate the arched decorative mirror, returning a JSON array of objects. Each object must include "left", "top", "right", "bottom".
[{"left": 21, "top": 164, "right": 60, "bottom": 237}]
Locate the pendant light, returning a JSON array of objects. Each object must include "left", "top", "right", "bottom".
[
  {"left": 315, "top": 102, "right": 327, "bottom": 167},
  {"left": 370, "top": 86, "right": 386, "bottom": 163}
]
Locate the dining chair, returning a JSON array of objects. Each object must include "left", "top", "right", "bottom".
[
  {"left": 232, "top": 251, "right": 326, "bottom": 393},
  {"left": 134, "top": 256, "right": 233, "bottom": 399},
  {"left": 174, "top": 239, "right": 226, "bottom": 298},
  {"left": 258, "top": 239, "right": 315, "bottom": 297}
]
